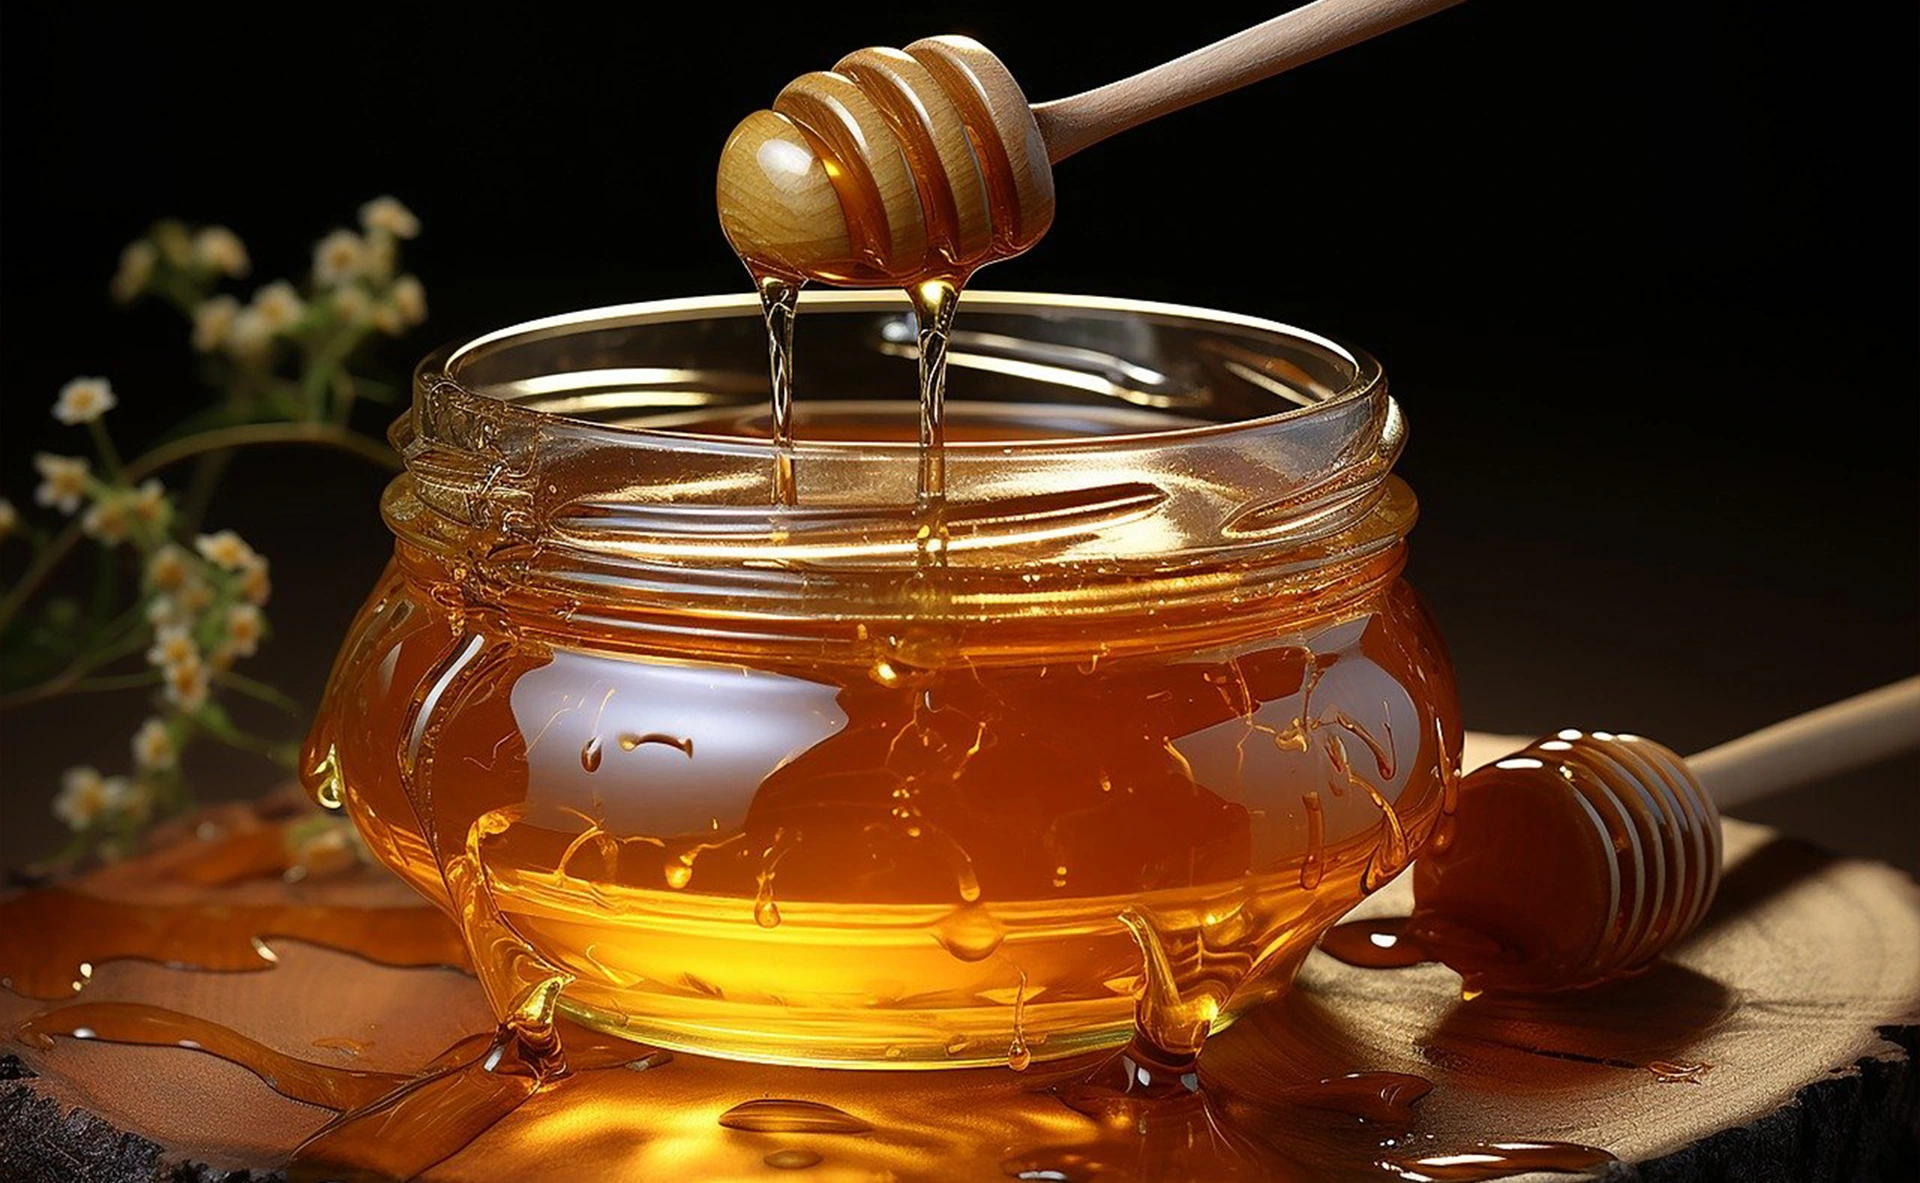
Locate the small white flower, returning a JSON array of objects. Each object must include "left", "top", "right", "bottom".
[
  {"left": 101, "top": 776, "right": 153, "bottom": 826},
  {"left": 388, "top": 275, "right": 427, "bottom": 326},
  {"left": 178, "top": 574, "right": 216, "bottom": 614},
  {"left": 128, "top": 479, "right": 170, "bottom": 531},
  {"left": 163, "top": 655, "right": 211, "bottom": 712},
  {"left": 332, "top": 284, "right": 372, "bottom": 325},
  {"left": 132, "top": 718, "right": 177, "bottom": 771},
  {"left": 110, "top": 241, "right": 158, "bottom": 304},
  {"left": 191, "top": 226, "right": 251, "bottom": 277},
  {"left": 362, "top": 233, "right": 397, "bottom": 284},
  {"left": 252, "top": 281, "right": 305, "bottom": 331},
  {"left": 0, "top": 498, "right": 16, "bottom": 539},
  {"left": 359, "top": 196, "right": 421, "bottom": 240},
  {"left": 192, "top": 295, "right": 241, "bottom": 352},
  {"left": 224, "top": 308, "right": 273, "bottom": 359},
  {"left": 80, "top": 493, "right": 132, "bottom": 546},
  {"left": 147, "top": 625, "right": 199, "bottom": 670},
  {"left": 370, "top": 302, "right": 406, "bottom": 336},
  {"left": 238, "top": 553, "right": 272, "bottom": 606},
  {"left": 54, "top": 766, "right": 109, "bottom": 830},
  {"left": 147, "top": 595, "right": 187, "bottom": 628},
  {"left": 196, "top": 529, "right": 257, "bottom": 571},
  {"left": 33, "top": 453, "right": 90, "bottom": 514},
  {"left": 152, "top": 222, "right": 193, "bottom": 265},
  {"left": 313, "top": 229, "right": 367, "bottom": 287},
  {"left": 223, "top": 602, "right": 265, "bottom": 658},
  {"left": 147, "top": 544, "right": 191, "bottom": 592},
  {"left": 53, "top": 377, "right": 117, "bottom": 425}
]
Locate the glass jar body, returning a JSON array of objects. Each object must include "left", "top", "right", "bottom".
[
  {"left": 303, "top": 293, "right": 1461, "bottom": 1067},
  {"left": 312, "top": 533, "right": 1456, "bottom": 1067}
]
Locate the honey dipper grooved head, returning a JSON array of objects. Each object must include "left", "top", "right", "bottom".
[
  {"left": 1411, "top": 731, "right": 1722, "bottom": 994},
  {"left": 716, "top": 35, "right": 1056, "bottom": 286}
]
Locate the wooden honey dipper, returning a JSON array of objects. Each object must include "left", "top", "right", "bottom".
[
  {"left": 1401, "top": 677, "right": 1920, "bottom": 994},
  {"left": 716, "top": 0, "right": 1465, "bottom": 285}
]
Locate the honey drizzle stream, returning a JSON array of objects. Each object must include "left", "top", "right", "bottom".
[
  {"left": 754, "top": 268, "right": 802, "bottom": 505},
  {"left": 908, "top": 276, "right": 963, "bottom": 509}
]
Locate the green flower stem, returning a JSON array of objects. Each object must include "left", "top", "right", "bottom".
[
  {"left": 0, "top": 520, "right": 85, "bottom": 635},
  {"left": 69, "top": 670, "right": 164, "bottom": 694},
  {"left": 178, "top": 450, "right": 235, "bottom": 537},
  {"left": 214, "top": 669, "right": 303, "bottom": 717},
  {"left": 301, "top": 325, "right": 370, "bottom": 418},
  {"left": 87, "top": 419, "right": 125, "bottom": 482},
  {"left": 192, "top": 710, "right": 297, "bottom": 767},
  {"left": 126, "top": 421, "right": 399, "bottom": 482},
  {"left": 0, "top": 625, "right": 151, "bottom": 708}
]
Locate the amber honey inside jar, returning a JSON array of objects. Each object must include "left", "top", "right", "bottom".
[{"left": 304, "top": 292, "right": 1461, "bottom": 1068}]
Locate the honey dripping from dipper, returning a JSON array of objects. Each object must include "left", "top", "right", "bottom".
[{"left": 719, "top": 35, "right": 1056, "bottom": 510}]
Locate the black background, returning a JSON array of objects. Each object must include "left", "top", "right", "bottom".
[{"left": 2, "top": 1, "right": 1914, "bottom": 869}]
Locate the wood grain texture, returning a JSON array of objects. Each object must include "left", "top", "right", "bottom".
[
  {"left": 2, "top": 746, "right": 1916, "bottom": 1181},
  {"left": 1032, "top": 0, "right": 1468, "bottom": 162}
]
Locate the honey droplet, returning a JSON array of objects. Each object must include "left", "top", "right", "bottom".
[
  {"left": 1006, "top": 1037, "right": 1033, "bottom": 1073},
  {"left": 1001, "top": 1151, "right": 1112, "bottom": 1181},
  {"left": 1392, "top": 1140, "right": 1614, "bottom": 1181},
  {"left": 1299, "top": 791, "right": 1326, "bottom": 890},
  {"left": 311, "top": 1035, "right": 371, "bottom": 1058},
  {"left": 764, "top": 1148, "right": 823, "bottom": 1170},
  {"left": 616, "top": 732, "right": 695, "bottom": 757},
  {"left": 1006, "top": 967, "right": 1032, "bottom": 1071},
  {"left": 754, "top": 894, "right": 782, "bottom": 929},
  {"left": 664, "top": 859, "right": 694, "bottom": 890},
  {"left": 1648, "top": 1059, "right": 1712, "bottom": 1084},
  {"left": 580, "top": 735, "right": 604, "bottom": 772},
  {"left": 306, "top": 743, "right": 345, "bottom": 810},
  {"left": 717, "top": 1099, "right": 871, "bottom": 1134},
  {"left": 1274, "top": 1071, "right": 1433, "bottom": 1123},
  {"left": 934, "top": 902, "right": 1006, "bottom": 963},
  {"left": 1319, "top": 917, "right": 1433, "bottom": 970}
]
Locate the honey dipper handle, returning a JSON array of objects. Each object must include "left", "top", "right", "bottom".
[
  {"left": 1689, "top": 675, "right": 1920, "bottom": 810},
  {"left": 1032, "top": 0, "right": 1467, "bottom": 162}
]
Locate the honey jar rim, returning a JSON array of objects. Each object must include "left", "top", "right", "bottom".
[
  {"left": 429, "top": 289, "right": 1384, "bottom": 455},
  {"left": 385, "top": 291, "right": 1412, "bottom": 636}
]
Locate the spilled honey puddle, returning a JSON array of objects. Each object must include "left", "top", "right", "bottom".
[
  {"left": 2, "top": 842, "right": 1641, "bottom": 1181},
  {"left": 0, "top": 886, "right": 466, "bottom": 1000},
  {"left": 4, "top": 883, "right": 1623, "bottom": 1183}
]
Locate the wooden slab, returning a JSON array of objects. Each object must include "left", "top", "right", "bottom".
[{"left": 2, "top": 737, "right": 1916, "bottom": 1181}]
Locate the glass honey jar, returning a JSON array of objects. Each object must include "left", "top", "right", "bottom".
[{"left": 303, "top": 291, "right": 1461, "bottom": 1068}]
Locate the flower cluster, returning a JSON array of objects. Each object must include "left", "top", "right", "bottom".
[
  {"left": 4, "top": 199, "right": 424, "bottom": 861},
  {"left": 19, "top": 376, "right": 279, "bottom": 845},
  {"left": 109, "top": 199, "right": 427, "bottom": 426}
]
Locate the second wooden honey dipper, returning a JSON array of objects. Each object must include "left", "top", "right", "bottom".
[{"left": 1401, "top": 677, "right": 1920, "bottom": 994}]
